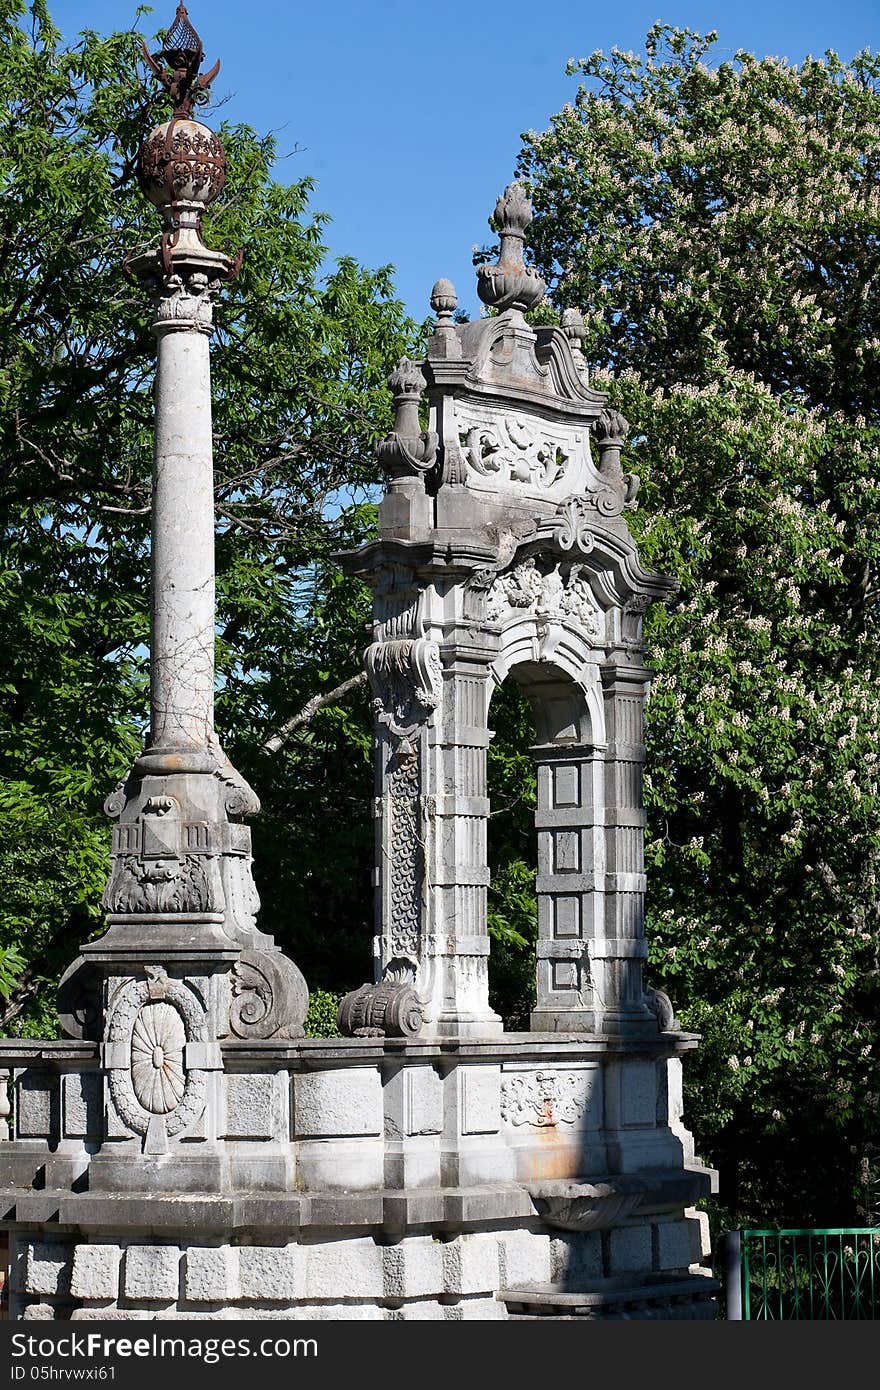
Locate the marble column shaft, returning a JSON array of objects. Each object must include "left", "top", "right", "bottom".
[{"left": 151, "top": 308, "right": 216, "bottom": 751}]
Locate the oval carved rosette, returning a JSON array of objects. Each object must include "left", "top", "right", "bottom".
[{"left": 105, "top": 969, "right": 208, "bottom": 1147}]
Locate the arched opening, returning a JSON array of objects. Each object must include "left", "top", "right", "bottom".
[
  {"left": 486, "top": 677, "right": 537, "bottom": 1031},
  {"left": 488, "top": 659, "right": 603, "bottom": 1031}
]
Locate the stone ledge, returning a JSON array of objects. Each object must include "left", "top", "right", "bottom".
[
  {"left": 500, "top": 1272, "right": 720, "bottom": 1319},
  {"left": 0, "top": 1184, "right": 539, "bottom": 1239},
  {"left": 219, "top": 1032, "right": 702, "bottom": 1064}
]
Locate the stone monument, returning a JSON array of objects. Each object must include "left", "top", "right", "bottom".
[{"left": 0, "top": 6, "right": 718, "bottom": 1319}]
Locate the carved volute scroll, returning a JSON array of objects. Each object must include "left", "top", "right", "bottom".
[{"left": 229, "top": 949, "right": 309, "bottom": 1040}]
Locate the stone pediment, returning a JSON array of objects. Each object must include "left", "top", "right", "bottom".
[{"left": 441, "top": 312, "right": 607, "bottom": 417}]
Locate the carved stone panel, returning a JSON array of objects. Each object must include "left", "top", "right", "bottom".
[
  {"left": 500, "top": 1068, "right": 596, "bottom": 1129},
  {"left": 485, "top": 559, "right": 603, "bottom": 640},
  {"left": 103, "top": 968, "right": 209, "bottom": 1150}
]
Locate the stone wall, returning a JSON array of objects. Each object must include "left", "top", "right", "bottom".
[{"left": 0, "top": 1036, "right": 716, "bottom": 1320}]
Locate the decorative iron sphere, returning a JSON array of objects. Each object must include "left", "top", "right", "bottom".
[{"left": 138, "top": 117, "right": 226, "bottom": 213}]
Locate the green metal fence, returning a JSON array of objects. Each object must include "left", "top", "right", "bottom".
[{"left": 723, "top": 1229, "right": 880, "bottom": 1319}]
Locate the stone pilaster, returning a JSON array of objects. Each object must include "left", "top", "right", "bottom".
[
  {"left": 423, "top": 643, "right": 501, "bottom": 1036},
  {"left": 531, "top": 745, "right": 605, "bottom": 1031},
  {"left": 595, "top": 662, "right": 654, "bottom": 1034}
]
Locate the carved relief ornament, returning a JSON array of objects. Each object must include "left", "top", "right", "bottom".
[
  {"left": 365, "top": 637, "right": 442, "bottom": 739},
  {"left": 486, "top": 559, "right": 603, "bottom": 638},
  {"left": 461, "top": 416, "right": 568, "bottom": 489},
  {"left": 104, "top": 967, "right": 209, "bottom": 1150},
  {"left": 500, "top": 1070, "right": 589, "bottom": 1127}
]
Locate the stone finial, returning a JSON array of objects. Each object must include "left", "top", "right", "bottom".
[
  {"left": 430, "top": 278, "right": 458, "bottom": 325},
  {"left": 476, "top": 182, "right": 545, "bottom": 313},
  {"left": 428, "top": 278, "right": 462, "bottom": 361},
  {"left": 594, "top": 408, "right": 640, "bottom": 511},
  {"left": 375, "top": 357, "right": 438, "bottom": 478},
  {"left": 388, "top": 356, "right": 428, "bottom": 402},
  {"left": 561, "top": 307, "right": 588, "bottom": 378},
  {"left": 594, "top": 408, "right": 629, "bottom": 448}
]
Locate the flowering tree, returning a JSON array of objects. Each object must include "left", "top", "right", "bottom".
[{"left": 514, "top": 24, "right": 880, "bottom": 1225}]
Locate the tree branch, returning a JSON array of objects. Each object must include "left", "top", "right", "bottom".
[{"left": 262, "top": 671, "right": 367, "bottom": 752}]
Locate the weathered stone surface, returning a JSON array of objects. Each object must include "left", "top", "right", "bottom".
[
  {"left": 550, "top": 1232, "right": 603, "bottom": 1284},
  {"left": 306, "top": 1239, "right": 383, "bottom": 1300},
  {"left": 460, "top": 1067, "right": 501, "bottom": 1135},
  {"left": 656, "top": 1217, "right": 697, "bottom": 1273},
  {"left": 25, "top": 1242, "right": 71, "bottom": 1297},
  {"left": 608, "top": 1225, "right": 652, "bottom": 1275},
  {"left": 22, "top": 1304, "right": 56, "bottom": 1319},
  {"left": 498, "top": 1232, "right": 552, "bottom": 1288},
  {"left": 16, "top": 1073, "right": 55, "bottom": 1139},
  {"left": 63, "top": 1072, "right": 102, "bottom": 1139},
  {"left": 620, "top": 1060, "right": 658, "bottom": 1127},
  {"left": 70, "top": 1309, "right": 151, "bottom": 1321},
  {"left": 224, "top": 1074, "right": 280, "bottom": 1140},
  {"left": 70, "top": 1244, "right": 121, "bottom": 1301},
  {"left": 294, "top": 1069, "right": 381, "bottom": 1138},
  {"left": 297, "top": 1303, "right": 384, "bottom": 1321},
  {"left": 123, "top": 1245, "right": 180, "bottom": 1301},
  {"left": 239, "top": 1245, "right": 301, "bottom": 1301},
  {"left": 381, "top": 1239, "right": 443, "bottom": 1300},
  {"left": 399, "top": 1299, "right": 445, "bottom": 1320},
  {"left": 184, "top": 1246, "right": 239, "bottom": 1302},
  {"left": 404, "top": 1066, "right": 443, "bottom": 1135},
  {"left": 456, "top": 1296, "right": 508, "bottom": 1320},
  {"left": 442, "top": 1235, "right": 499, "bottom": 1296}
]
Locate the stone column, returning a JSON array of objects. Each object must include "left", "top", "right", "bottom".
[
  {"left": 424, "top": 637, "right": 501, "bottom": 1036},
  {"left": 352, "top": 562, "right": 502, "bottom": 1040},
  {"left": 60, "top": 7, "right": 308, "bottom": 1095},
  {"left": 531, "top": 744, "right": 605, "bottom": 1031},
  {"left": 150, "top": 275, "right": 217, "bottom": 750}
]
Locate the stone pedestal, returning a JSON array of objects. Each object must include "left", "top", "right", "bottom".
[{"left": 0, "top": 1034, "right": 717, "bottom": 1320}]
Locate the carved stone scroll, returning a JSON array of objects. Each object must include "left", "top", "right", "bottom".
[
  {"left": 365, "top": 638, "right": 442, "bottom": 739},
  {"left": 337, "top": 981, "right": 424, "bottom": 1038},
  {"left": 229, "top": 949, "right": 309, "bottom": 1040}
]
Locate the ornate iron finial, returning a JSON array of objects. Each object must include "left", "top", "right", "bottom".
[
  {"left": 133, "top": 3, "right": 238, "bottom": 281},
  {"left": 476, "top": 182, "right": 545, "bottom": 313},
  {"left": 141, "top": 3, "right": 220, "bottom": 118}
]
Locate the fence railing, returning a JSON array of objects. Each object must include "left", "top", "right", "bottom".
[{"left": 720, "top": 1228, "right": 880, "bottom": 1320}]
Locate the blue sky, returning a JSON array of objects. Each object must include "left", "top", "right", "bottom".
[{"left": 50, "top": 1, "right": 878, "bottom": 324}]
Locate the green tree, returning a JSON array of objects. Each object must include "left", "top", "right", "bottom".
[
  {"left": 512, "top": 24, "right": 880, "bottom": 1225},
  {"left": 0, "top": 0, "right": 416, "bottom": 1031}
]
